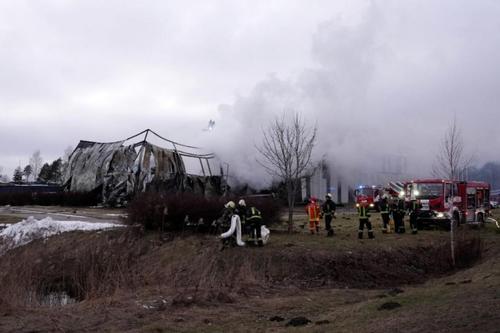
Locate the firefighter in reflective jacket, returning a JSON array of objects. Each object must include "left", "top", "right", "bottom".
[
  {"left": 408, "top": 199, "right": 421, "bottom": 234},
  {"left": 246, "top": 206, "right": 264, "bottom": 246},
  {"left": 379, "top": 194, "right": 390, "bottom": 233},
  {"left": 306, "top": 197, "right": 321, "bottom": 234},
  {"left": 358, "top": 200, "right": 374, "bottom": 239}
]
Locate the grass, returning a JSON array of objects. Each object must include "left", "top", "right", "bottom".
[{"left": 0, "top": 207, "right": 498, "bottom": 332}]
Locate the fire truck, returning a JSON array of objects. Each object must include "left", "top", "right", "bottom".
[
  {"left": 354, "top": 185, "right": 383, "bottom": 210},
  {"left": 404, "top": 179, "right": 490, "bottom": 228}
]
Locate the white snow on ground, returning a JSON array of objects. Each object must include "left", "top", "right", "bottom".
[{"left": 0, "top": 216, "right": 123, "bottom": 254}]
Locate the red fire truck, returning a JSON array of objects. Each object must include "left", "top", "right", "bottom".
[
  {"left": 404, "top": 179, "right": 490, "bottom": 228},
  {"left": 354, "top": 185, "right": 383, "bottom": 210}
]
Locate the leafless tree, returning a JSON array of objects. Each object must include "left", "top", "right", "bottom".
[
  {"left": 432, "top": 118, "right": 473, "bottom": 267},
  {"left": 256, "top": 112, "right": 317, "bottom": 232},
  {"left": 29, "top": 150, "right": 43, "bottom": 182},
  {"left": 432, "top": 118, "right": 472, "bottom": 180},
  {"left": 61, "top": 146, "right": 74, "bottom": 180}
]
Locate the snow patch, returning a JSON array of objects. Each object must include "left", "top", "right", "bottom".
[{"left": 0, "top": 216, "right": 123, "bottom": 254}]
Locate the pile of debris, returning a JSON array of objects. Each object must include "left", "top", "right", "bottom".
[{"left": 63, "top": 129, "right": 226, "bottom": 206}]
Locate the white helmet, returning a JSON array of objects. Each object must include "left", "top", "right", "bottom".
[
  {"left": 224, "top": 201, "right": 235, "bottom": 209},
  {"left": 326, "top": 193, "right": 332, "bottom": 198},
  {"left": 238, "top": 199, "right": 246, "bottom": 206}
]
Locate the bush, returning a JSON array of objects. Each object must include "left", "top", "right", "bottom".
[
  {"left": 0, "top": 191, "right": 99, "bottom": 207},
  {"left": 241, "top": 196, "right": 283, "bottom": 225},
  {"left": 126, "top": 192, "right": 223, "bottom": 231},
  {"left": 127, "top": 192, "right": 284, "bottom": 232}
]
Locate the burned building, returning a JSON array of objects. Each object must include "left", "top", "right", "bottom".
[{"left": 64, "top": 129, "right": 225, "bottom": 206}]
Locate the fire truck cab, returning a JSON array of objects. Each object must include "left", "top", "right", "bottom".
[
  {"left": 354, "top": 185, "right": 382, "bottom": 211},
  {"left": 405, "top": 179, "right": 490, "bottom": 228}
]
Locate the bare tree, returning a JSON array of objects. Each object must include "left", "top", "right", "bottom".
[
  {"left": 256, "top": 112, "right": 317, "bottom": 232},
  {"left": 432, "top": 118, "right": 472, "bottom": 180},
  {"left": 29, "top": 150, "right": 43, "bottom": 182},
  {"left": 0, "top": 166, "right": 7, "bottom": 183},
  {"left": 61, "top": 146, "right": 74, "bottom": 181},
  {"left": 432, "top": 118, "right": 472, "bottom": 267}
]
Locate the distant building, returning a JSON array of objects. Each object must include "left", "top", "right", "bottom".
[
  {"left": 301, "top": 161, "right": 351, "bottom": 204},
  {"left": 302, "top": 154, "right": 409, "bottom": 205}
]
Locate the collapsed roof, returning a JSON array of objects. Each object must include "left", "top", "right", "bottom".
[{"left": 64, "top": 129, "right": 225, "bottom": 206}]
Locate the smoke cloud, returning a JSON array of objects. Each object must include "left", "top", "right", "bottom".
[{"left": 200, "top": 0, "right": 500, "bottom": 188}]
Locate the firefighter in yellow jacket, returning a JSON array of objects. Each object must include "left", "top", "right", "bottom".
[
  {"left": 306, "top": 197, "right": 321, "bottom": 234},
  {"left": 358, "top": 200, "right": 375, "bottom": 239}
]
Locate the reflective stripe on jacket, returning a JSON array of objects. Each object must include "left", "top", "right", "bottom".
[
  {"left": 358, "top": 206, "right": 370, "bottom": 219},
  {"left": 306, "top": 203, "right": 321, "bottom": 221}
]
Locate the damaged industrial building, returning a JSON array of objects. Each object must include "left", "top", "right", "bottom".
[{"left": 63, "top": 129, "right": 226, "bottom": 206}]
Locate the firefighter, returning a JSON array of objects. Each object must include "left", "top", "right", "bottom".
[
  {"left": 392, "top": 196, "right": 406, "bottom": 233},
  {"left": 246, "top": 205, "right": 264, "bottom": 246},
  {"left": 408, "top": 198, "right": 421, "bottom": 235},
  {"left": 379, "top": 193, "right": 390, "bottom": 233},
  {"left": 218, "top": 201, "right": 245, "bottom": 247},
  {"left": 357, "top": 200, "right": 374, "bottom": 239},
  {"left": 306, "top": 197, "right": 321, "bottom": 234},
  {"left": 322, "top": 193, "right": 337, "bottom": 237},
  {"left": 236, "top": 199, "right": 248, "bottom": 233}
]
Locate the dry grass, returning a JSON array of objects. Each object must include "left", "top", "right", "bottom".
[{"left": 0, "top": 208, "right": 496, "bottom": 332}]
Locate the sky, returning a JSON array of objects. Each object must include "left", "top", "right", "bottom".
[{"left": 1, "top": 0, "right": 499, "bottom": 186}]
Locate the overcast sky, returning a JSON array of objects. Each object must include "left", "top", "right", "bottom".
[{"left": 1, "top": 0, "right": 499, "bottom": 185}]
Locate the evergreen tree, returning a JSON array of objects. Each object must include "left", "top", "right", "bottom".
[
  {"left": 13, "top": 167, "right": 23, "bottom": 183},
  {"left": 50, "top": 158, "right": 63, "bottom": 184},
  {"left": 37, "top": 163, "right": 52, "bottom": 183},
  {"left": 23, "top": 165, "right": 33, "bottom": 182}
]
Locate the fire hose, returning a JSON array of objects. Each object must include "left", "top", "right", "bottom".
[
  {"left": 220, "top": 214, "right": 246, "bottom": 246},
  {"left": 486, "top": 217, "right": 500, "bottom": 229}
]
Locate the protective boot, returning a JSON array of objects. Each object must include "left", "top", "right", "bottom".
[
  {"left": 327, "top": 229, "right": 334, "bottom": 237},
  {"left": 358, "top": 231, "right": 363, "bottom": 239},
  {"left": 368, "top": 230, "right": 375, "bottom": 239}
]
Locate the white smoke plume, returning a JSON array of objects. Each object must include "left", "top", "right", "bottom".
[{"left": 199, "top": 0, "right": 500, "bottom": 188}]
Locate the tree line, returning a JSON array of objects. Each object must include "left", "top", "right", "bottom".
[{"left": 6, "top": 147, "right": 73, "bottom": 185}]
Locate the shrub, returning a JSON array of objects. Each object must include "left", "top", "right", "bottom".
[
  {"left": 0, "top": 191, "right": 99, "bottom": 207},
  {"left": 127, "top": 192, "right": 223, "bottom": 231},
  {"left": 242, "top": 196, "right": 283, "bottom": 225},
  {"left": 127, "top": 192, "right": 284, "bottom": 232}
]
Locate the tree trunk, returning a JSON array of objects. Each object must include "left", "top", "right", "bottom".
[{"left": 287, "top": 181, "right": 295, "bottom": 233}]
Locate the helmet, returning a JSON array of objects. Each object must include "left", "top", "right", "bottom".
[
  {"left": 310, "top": 197, "right": 317, "bottom": 203},
  {"left": 238, "top": 199, "right": 246, "bottom": 207},
  {"left": 326, "top": 193, "right": 332, "bottom": 199},
  {"left": 224, "top": 201, "right": 235, "bottom": 209}
]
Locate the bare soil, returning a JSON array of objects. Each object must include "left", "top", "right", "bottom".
[{"left": 0, "top": 207, "right": 498, "bottom": 332}]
